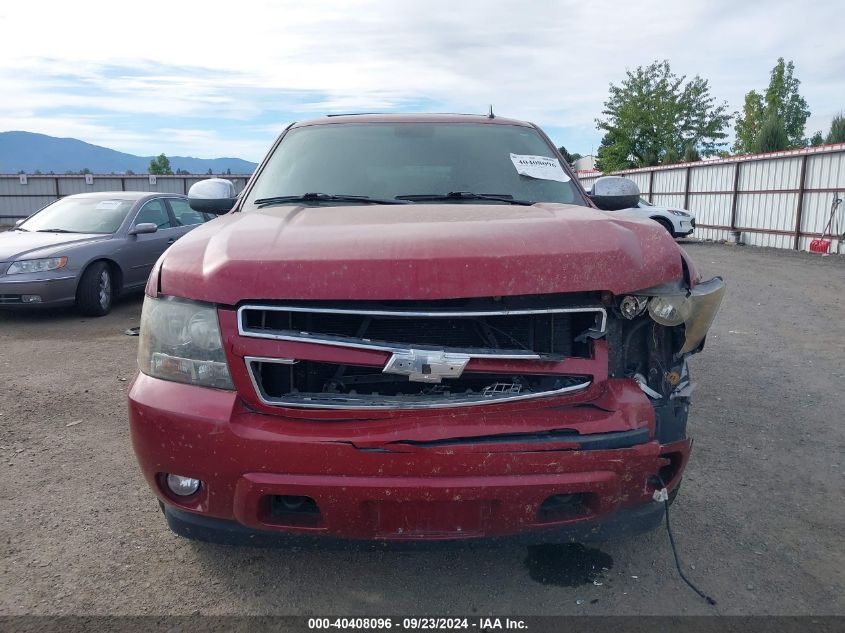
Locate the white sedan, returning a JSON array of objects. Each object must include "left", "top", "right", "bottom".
[{"left": 622, "top": 198, "right": 696, "bottom": 238}]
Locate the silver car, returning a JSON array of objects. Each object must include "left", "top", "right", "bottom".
[{"left": 0, "top": 191, "right": 215, "bottom": 315}]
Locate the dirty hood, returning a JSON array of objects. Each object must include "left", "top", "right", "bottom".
[
  {"left": 158, "top": 203, "right": 683, "bottom": 303},
  {"left": 0, "top": 230, "right": 106, "bottom": 261}
]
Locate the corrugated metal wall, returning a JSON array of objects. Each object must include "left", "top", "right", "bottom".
[
  {"left": 577, "top": 144, "right": 845, "bottom": 252},
  {"left": 0, "top": 175, "right": 251, "bottom": 222}
]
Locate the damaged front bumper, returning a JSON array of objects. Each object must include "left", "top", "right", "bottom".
[
  {"left": 161, "top": 494, "right": 669, "bottom": 546},
  {"left": 129, "top": 373, "right": 689, "bottom": 542}
]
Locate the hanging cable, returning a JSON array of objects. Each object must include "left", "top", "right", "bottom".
[{"left": 653, "top": 475, "right": 717, "bottom": 606}]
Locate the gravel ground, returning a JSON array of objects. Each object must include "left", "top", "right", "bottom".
[{"left": 0, "top": 242, "right": 843, "bottom": 616}]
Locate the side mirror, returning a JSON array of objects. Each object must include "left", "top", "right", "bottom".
[
  {"left": 587, "top": 176, "right": 641, "bottom": 211},
  {"left": 129, "top": 223, "right": 158, "bottom": 235},
  {"left": 188, "top": 178, "right": 237, "bottom": 214}
]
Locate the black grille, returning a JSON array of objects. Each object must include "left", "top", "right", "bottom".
[
  {"left": 248, "top": 358, "right": 590, "bottom": 409},
  {"left": 240, "top": 304, "right": 604, "bottom": 358},
  {"left": 0, "top": 294, "right": 22, "bottom": 304},
  {"left": 239, "top": 297, "right": 604, "bottom": 409}
]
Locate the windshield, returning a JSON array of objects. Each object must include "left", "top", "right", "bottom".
[
  {"left": 244, "top": 123, "right": 586, "bottom": 208},
  {"left": 19, "top": 197, "right": 135, "bottom": 234}
]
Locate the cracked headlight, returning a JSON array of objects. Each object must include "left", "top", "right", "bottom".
[
  {"left": 647, "top": 277, "right": 726, "bottom": 354},
  {"left": 6, "top": 256, "right": 67, "bottom": 275},
  {"left": 648, "top": 295, "right": 691, "bottom": 326},
  {"left": 138, "top": 296, "right": 233, "bottom": 389}
]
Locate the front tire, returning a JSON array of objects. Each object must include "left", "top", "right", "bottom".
[{"left": 76, "top": 261, "right": 114, "bottom": 316}]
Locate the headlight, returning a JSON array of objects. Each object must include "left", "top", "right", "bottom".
[
  {"left": 646, "top": 278, "right": 725, "bottom": 353},
  {"left": 648, "top": 295, "right": 691, "bottom": 326},
  {"left": 677, "top": 278, "right": 725, "bottom": 353},
  {"left": 138, "top": 296, "right": 233, "bottom": 389},
  {"left": 6, "top": 256, "right": 67, "bottom": 275}
]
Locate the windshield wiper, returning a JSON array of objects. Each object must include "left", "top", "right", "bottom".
[
  {"left": 255, "top": 193, "right": 411, "bottom": 208},
  {"left": 11, "top": 226, "right": 28, "bottom": 232},
  {"left": 36, "top": 228, "right": 79, "bottom": 233},
  {"left": 396, "top": 192, "right": 535, "bottom": 206}
]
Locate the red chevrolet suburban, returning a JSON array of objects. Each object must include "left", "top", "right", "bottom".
[{"left": 128, "top": 114, "right": 724, "bottom": 544}]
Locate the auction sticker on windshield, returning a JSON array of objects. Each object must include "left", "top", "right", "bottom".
[{"left": 509, "top": 153, "right": 570, "bottom": 182}]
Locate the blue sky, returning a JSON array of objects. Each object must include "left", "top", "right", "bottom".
[{"left": 0, "top": 0, "right": 843, "bottom": 162}]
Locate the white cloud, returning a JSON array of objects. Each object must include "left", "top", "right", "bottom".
[
  {"left": 0, "top": 0, "right": 843, "bottom": 158},
  {"left": 153, "top": 128, "right": 273, "bottom": 160}
]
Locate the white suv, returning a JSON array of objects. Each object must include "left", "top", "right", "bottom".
[{"left": 623, "top": 198, "right": 696, "bottom": 238}]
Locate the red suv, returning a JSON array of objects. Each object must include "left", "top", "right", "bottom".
[{"left": 128, "top": 114, "right": 724, "bottom": 544}]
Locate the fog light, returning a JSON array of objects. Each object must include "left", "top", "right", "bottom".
[
  {"left": 165, "top": 474, "right": 201, "bottom": 496},
  {"left": 619, "top": 295, "right": 648, "bottom": 319},
  {"left": 21, "top": 294, "right": 42, "bottom": 303}
]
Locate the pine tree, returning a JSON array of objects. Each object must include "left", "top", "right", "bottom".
[
  {"left": 754, "top": 116, "right": 789, "bottom": 153},
  {"left": 826, "top": 114, "right": 845, "bottom": 144}
]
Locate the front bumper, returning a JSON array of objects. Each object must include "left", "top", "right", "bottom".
[
  {"left": 0, "top": 274, "right": 78, "bottom": 307},
  {"left": 162, "top": 498, "right": 666, "bottom": 546},
  {"left": 129, "top": 374, "right": 690, "bottom": 542},
  {"left": 675, "top": 218, "right": 695, "bottom": 237}
]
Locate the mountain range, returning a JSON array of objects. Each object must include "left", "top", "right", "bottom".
[{"left": 0, "top": 131, "right": 258, "bottom": 174}]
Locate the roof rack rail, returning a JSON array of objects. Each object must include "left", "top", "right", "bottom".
[
  {"left": 325, "top": 112, "right": 382, "bottom": 117},
  {"left": 324, "top": 112, "right": 497, "bottom": 118}
]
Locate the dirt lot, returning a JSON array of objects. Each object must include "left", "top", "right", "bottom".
[{"left": 0, "top": 242, "right": 843, "bottom": 616}]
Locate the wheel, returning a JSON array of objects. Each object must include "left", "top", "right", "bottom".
[
  {"left": 76, "top": 261, "right": 114, "bottom": 316},
  {"left": 653, "top": 217, "right": 676, "bottom": 237}
]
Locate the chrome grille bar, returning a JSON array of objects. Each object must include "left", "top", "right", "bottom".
[
  {"left": 237, "top": 304, "right": 606, "bottom": 359},
  {"left": 244, "top": 356, "right": 592, "bottom": 410}
]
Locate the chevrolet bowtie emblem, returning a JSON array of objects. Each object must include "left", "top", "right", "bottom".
[{"left": 383, "top": 349, "right": 470, "bottom": 383}]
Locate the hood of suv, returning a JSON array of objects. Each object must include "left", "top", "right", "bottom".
[{"left": 157, "top": 203, "right": 683, "bottom": 303}]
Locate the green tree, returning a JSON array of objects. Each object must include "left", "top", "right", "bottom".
[
  {"left": 175, "top": 168, "right": 190, "bottom": 175},
  {"left": 661, "top": 147, "right": 681, "bottom": 165},
  {"left": 595, "top": 60, "right": 731, "bottom": 172},
  {"left": 683, "top": 143, "right": 701, "bottom": 162},
  {"left": 733, "top": 91, "right": 765, "bottom": 154},
  {"left": 809, "top": 131, "right": 824, "bottom": 146},
  {"left": 595, "top": 129, "right": 636, "bottom": 172},
  {"left": 733, "top": 58, "right": 810, "bottom": 153},
  {"left": 765, "top": 59, "right": 810, "bottom": 147},
  {"left": 557, "top": 146, "right": 583, "bottom": 165},
  {"left": 149, "top": 153, "right": 173, "bottom": 175},
  {"left": 826, "top": 113, "right": 845, "bottom": 143},
  {"left": 206, "top": 168, "right": 213, "bottom": 175},
  {"left": 125, "top": 169, "right": 135, "bottom": 175},
  {"left": 754, "top": 116, "right": 789, "bottom": 153}
]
